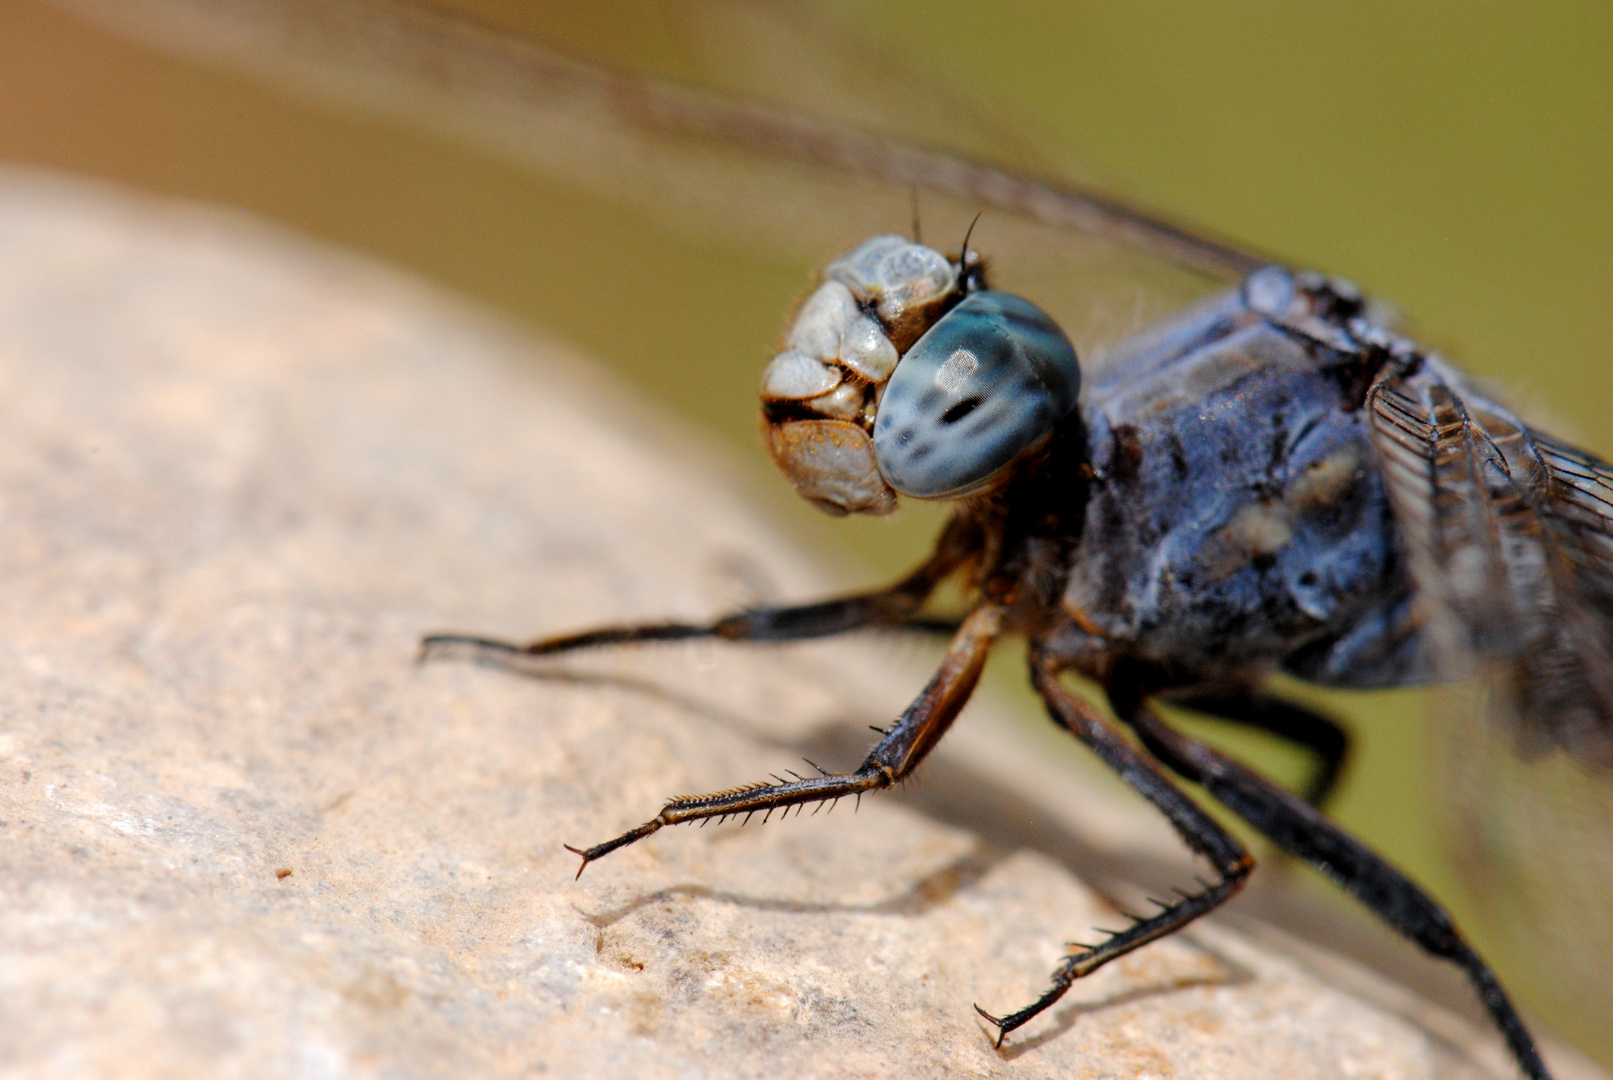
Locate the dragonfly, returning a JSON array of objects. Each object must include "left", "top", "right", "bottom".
[
  {"left": 67, "top": 2, "right": 1608, "bottom": 1076},
  {"left": 420, "top": 232, "right": 1607, "bottom": 1080}
]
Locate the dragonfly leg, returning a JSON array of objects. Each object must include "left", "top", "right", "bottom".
[
  {"left": 1114, "top": 678, "right": 1552, "bottom": 1080},
  {"left": 562, "top": 603, "right": 1002, "bottom": 877},
  {"left": 1161, "top": 686, "right": 1350, "bottom": 808},
  {"left": 973, "top": 648, "right": 1253, "bottom": 1046},
  {"left": 419, "top": 515, "right": 979, "bottom": 662}
]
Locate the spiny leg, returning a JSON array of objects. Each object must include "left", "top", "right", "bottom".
[
  {"left": 563, "top": 603, "right": 1003, "bottom": 877},
  {"left": 1115, "top": 684, "right": 1552, "bottom": 1080},
  {"left": 1162, "top": 686, "right": 1351, "bottom": 808},
  {"left": 973, "top": 649, "right": 1253, "bottom": 1045},
  {"left": 419, "top": 514, "right": 980, "bottom": 662}
]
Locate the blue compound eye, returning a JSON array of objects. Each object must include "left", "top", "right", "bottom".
[{"left": 872, "top": 291, "right": 1080, "bottom": 498}]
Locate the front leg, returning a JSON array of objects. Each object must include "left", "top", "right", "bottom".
[
  {"left": 564, "top": 603, "right": 1004, "bottom": 877},
  {"left": 419, "top": 514, "right": 980, "bottom": 662}
]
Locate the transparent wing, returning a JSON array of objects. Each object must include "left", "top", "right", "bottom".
[
  {"left": 46, "top": 0, "right": 1262, "bottom": 361},
  {"left": 1367, "top": 357, "right": 1613, "bottom": 1038},
  {"left": 1367, "top": 356, "right": 1613, "bottom": 765}
]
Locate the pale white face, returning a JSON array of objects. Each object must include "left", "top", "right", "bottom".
[
  {"left": 759, "top": 235, "right": 958, "bottom": 515},
  {"left": 760, "top": 235, "right": 1081, "bottom": 515}
]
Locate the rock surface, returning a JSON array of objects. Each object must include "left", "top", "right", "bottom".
[{"left": 0, "top": 169, "right": 1596, "bottom": 1079}]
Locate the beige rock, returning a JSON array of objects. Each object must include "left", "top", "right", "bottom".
[{"left": 0, "top": 168, "right": 1597, "bottom": 1080}]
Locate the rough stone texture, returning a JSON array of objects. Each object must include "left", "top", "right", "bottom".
[{"left": 0, "top": 169, "right": 1597, "bottom": 1080}]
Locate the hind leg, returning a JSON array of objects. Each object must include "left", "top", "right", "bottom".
[
  {"left": 1111, "top": 670, "right": 1550, "bottom": 1080},
  {"left": 1162, "top": 686, "right": 1350, "bottom": 808}
]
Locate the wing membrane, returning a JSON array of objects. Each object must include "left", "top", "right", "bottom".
[
  {"left": 54, "top": 0, "right": 1263, "bottom": 273},
  {"left": 47, "top": 0, "right": 1261, "bottom": 357},
  {"left": 1368, "top": 358, "right": 1613, "bottom": 765}
]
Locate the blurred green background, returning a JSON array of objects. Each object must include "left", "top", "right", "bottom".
[{"left": 2, "top": 0, "right": 1607, "bottom": 1066}]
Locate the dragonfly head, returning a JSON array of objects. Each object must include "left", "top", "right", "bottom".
[{"left": 760, "top": 235, "right": 1080, "bottom": 515}]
